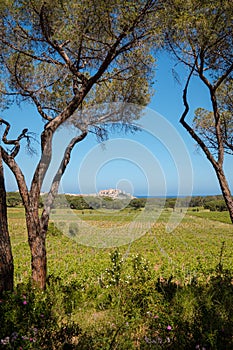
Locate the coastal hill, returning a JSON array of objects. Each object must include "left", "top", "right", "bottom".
[{"left": 98, "top": 188, "right": 134, "bottom": 199}]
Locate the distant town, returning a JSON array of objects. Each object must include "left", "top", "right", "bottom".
[{"left": 65, "top": 188, "right": 135, "bottom": 200}]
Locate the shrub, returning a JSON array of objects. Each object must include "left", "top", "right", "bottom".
[
  {"left": 204, "top": 199, "right": 227, "bottom": 212},
  {"left": 1, "top": 247, "right": 232, "bottom": 349},
  {"left": 0, "top": 280, "right": 82, "bottom": 349}
]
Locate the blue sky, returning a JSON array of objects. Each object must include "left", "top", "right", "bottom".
[{"left": 2, "top": 53, "right": 232, "bottom": 197}]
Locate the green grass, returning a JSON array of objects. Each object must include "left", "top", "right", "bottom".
[
  {"left": 4, "top": 207, "right": 233, "bottom": 349},
  {"left": 188, "top": 208, "right": 232, "bottom": 224},
  {"left": 8, "top": 207, "right": 233, "bottom": 283}
]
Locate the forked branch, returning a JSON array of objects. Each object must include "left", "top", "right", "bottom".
[
  {"left": 1, "top": 147, "right": 29, "bottom": 207},
  {"left": 0, "top": 118, "right": 31, "bottom": 158},
  {"left": 41, "top": 130, "right": 88, "bottom": 224},
  {"left": 180, "top": 62, "right": 218, "bottom": 168}
]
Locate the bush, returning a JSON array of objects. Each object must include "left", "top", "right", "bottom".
[
  {"left": 0, "top": 279, "right": 82, "bottom": 349},
  {"left": 128, "top": 198, "right": 146, "bottom": 209},
  {"left": 1, "top": 250, "right": 232, "bottom": 349},
  {"left": 204, "top": 200, "right": 227, "bottom": 212},
  {"left": 6, "top": 192, "right": 22, "bottom": 207}
]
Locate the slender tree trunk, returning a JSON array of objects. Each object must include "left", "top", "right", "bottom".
[
  {"left": 180, "top": 64, "right": 233, "bottom": 223},
  {"left": 26, "top": 208, "right": 47, "bottom": 289},
  {"left": 215, "top": 166, "right": 233, "bottom": 223},
  {"left": 0, "top": 149, "right": 14, "bottom": 293}
]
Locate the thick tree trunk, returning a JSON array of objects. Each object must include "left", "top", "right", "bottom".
[
  {"left": 0, "top": 150, "right": 14, "bottom": 293},
  {"left": 26, "top": 209, "right": 47, "bottom": 289},
  {"left": 215, "top": 166, "right": 233, "bottom": 223}
]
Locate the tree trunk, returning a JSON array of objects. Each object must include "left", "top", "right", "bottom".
[
  {"left": 26, "top": 209, "right": 47, "bottom": 289},
  {"left": 26, "top": 132, "right": 88, "bottom": 289},
  {"left": 215, "top": 166, "right": 233, "bottom": 223},
  {"left": 0, "top": 149, "right": 14, "bottom": 294},
  {"left": 180, "top": 65, "right": 233, "bottom": 224}
]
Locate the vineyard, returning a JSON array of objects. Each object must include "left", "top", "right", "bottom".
[{"left": 1, "top": 207, "right": 233, "bottom": 349}]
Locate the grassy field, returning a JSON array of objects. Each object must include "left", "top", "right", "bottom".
[
  {"left": 2, "top": 207, "right": 233, "bottom": 349},
  {"left": 188, "top": 208, "right": 232, "bottom": 224},
  {"left": 8, "top": 207, "right": 233, "bottom": 283}
]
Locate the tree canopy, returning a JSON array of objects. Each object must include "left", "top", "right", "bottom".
[
  {"left": 162, "top": 0, "right": 232, "bottom": 77},
  {"left": 194, "top": 79, "right": 233, "bottom": 154},
  {"left": 0, "top": 0, "right": 157, "bottom": 118}
]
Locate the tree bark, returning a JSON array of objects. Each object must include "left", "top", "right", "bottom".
[
  {"left": 0, "top": 148, "right": 14, "bottom": 294},
  {"left": 25, "top": 208, "right": 47, "bottom": 289},
  {"left": 215, "top": 166, "right": 233, "bottom": 223}
]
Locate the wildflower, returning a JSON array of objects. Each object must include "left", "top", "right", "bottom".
[
  {"left": 11, "top": 332, "right": 18, "bottom": 341},
  {"left": 166, "top": 337, "right": 171, "bottom": 343},
  {"left": 1, "top": 337, "right": 10, "bottom": 345},
  {"left": 154, "top": 315, "right": 159, "bottom": 319},
  {"left": 21, "top": 335, "right": 28, "bottom": 340},
  {"left": 23, "top": 300, "right": 27, "bottom": 305},
  {"left": 167, "top": 325, "right": 172, "bottom": 331}
]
